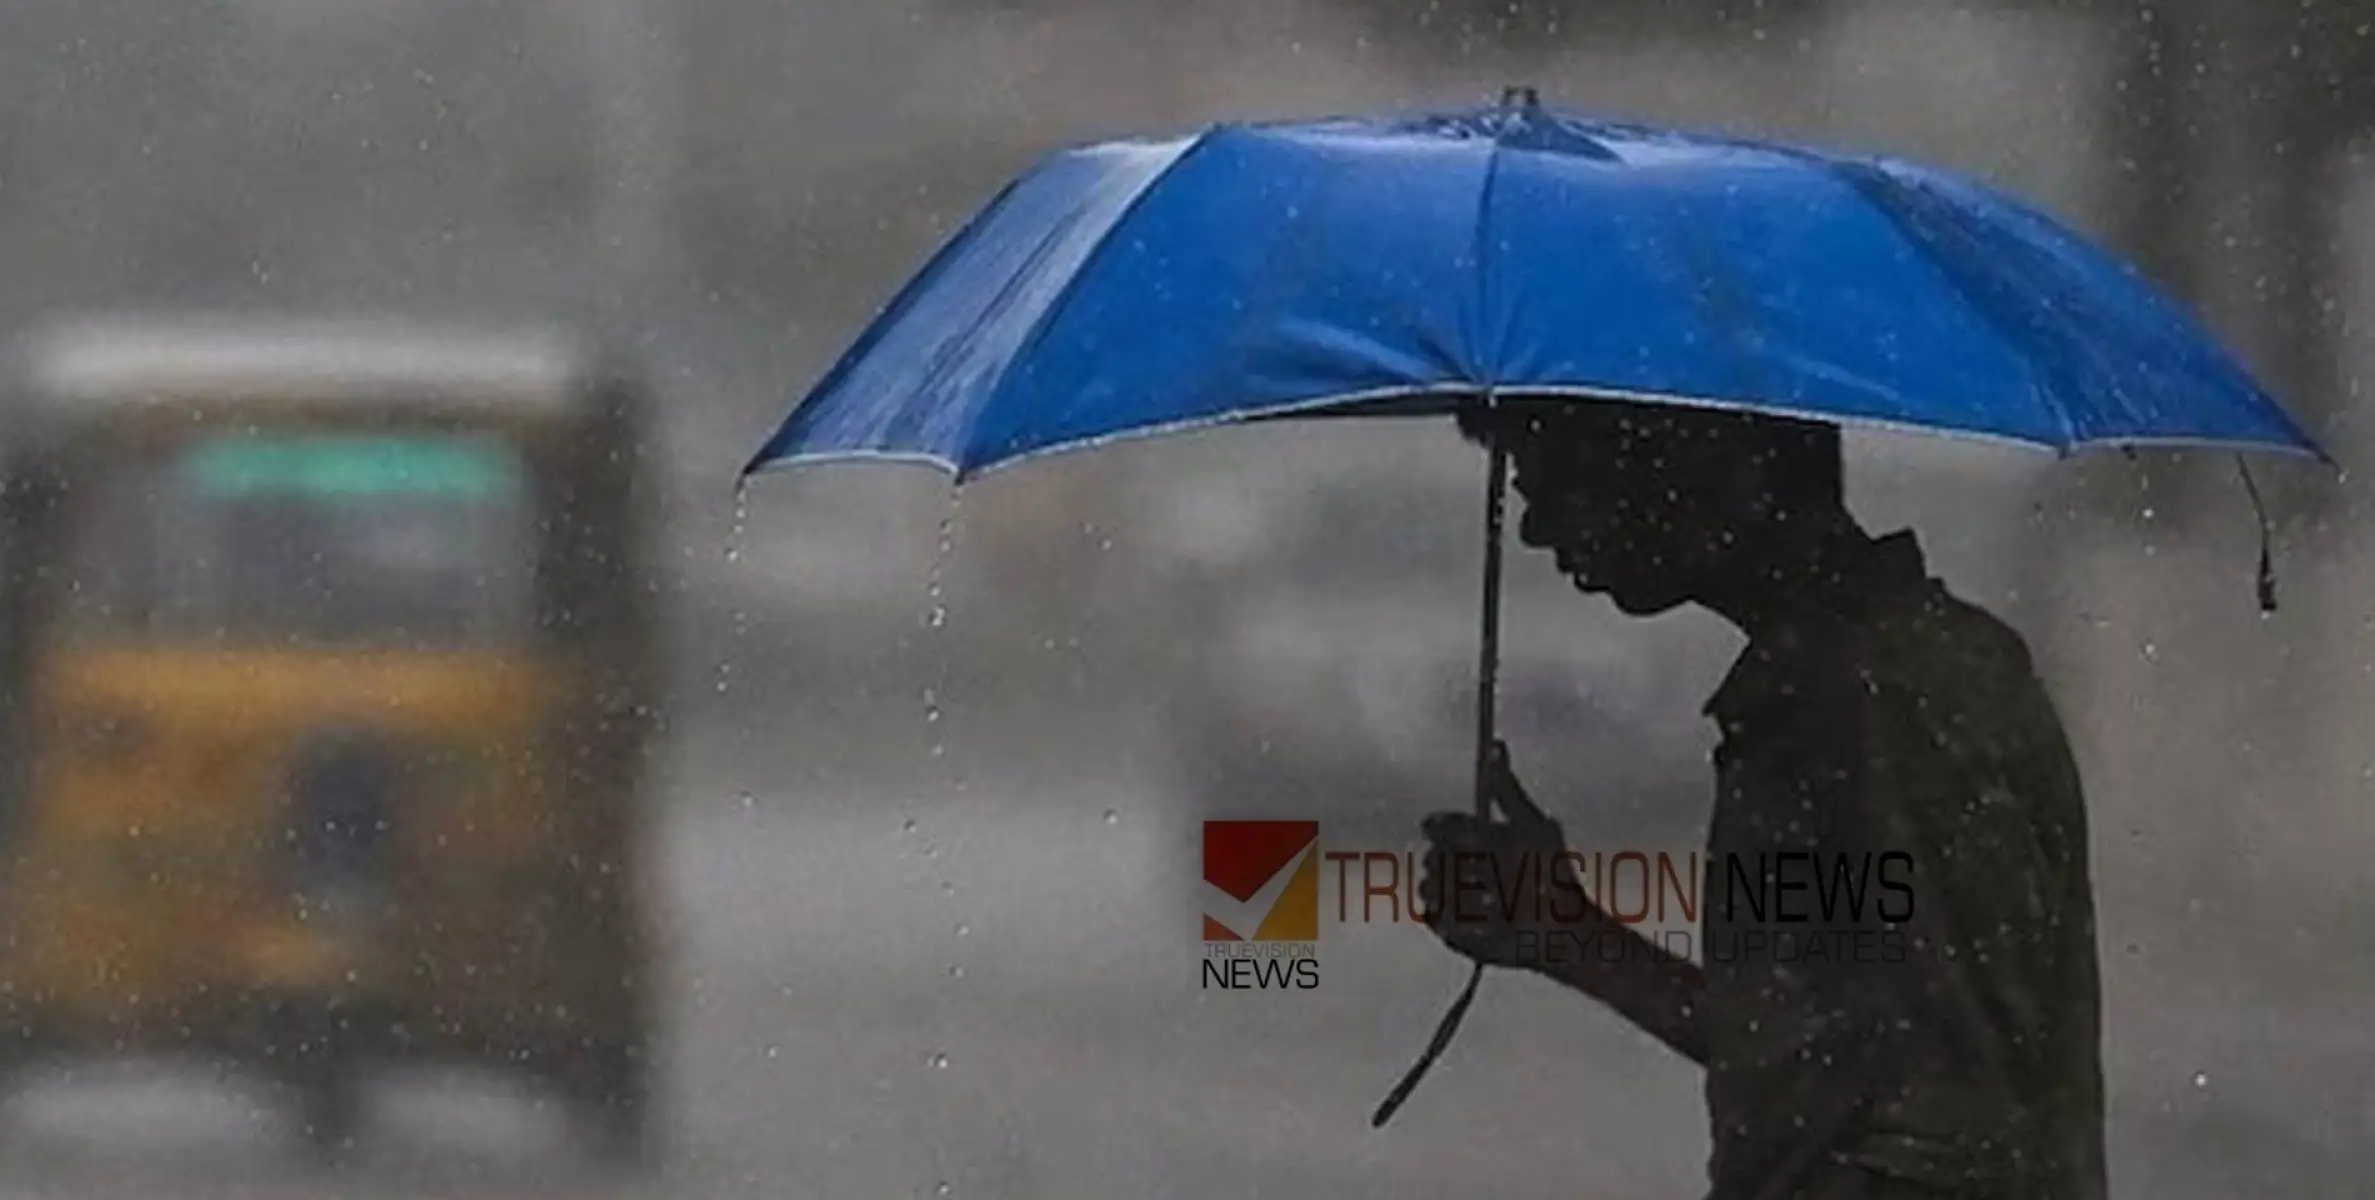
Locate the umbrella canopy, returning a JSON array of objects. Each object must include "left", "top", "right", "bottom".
[{"left": 747, "top": 89, "right": 2321, "bottom": 481}]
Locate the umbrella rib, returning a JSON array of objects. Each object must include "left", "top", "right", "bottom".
[
  {"left": 1653, "top": 185, "right": 1774, "bottom": 407},
  {"left": 957, "top": 131, "right": 1222, "bottom": 479},
  {"left": 1472, "top": 126, "right": 1509, "bottom": 385},
  {"left": 740, "top": 173, "right": 1034, "bottom": 479},
  {"left": 1822, "top": 160, "right": 2084, "bottom": 448}
]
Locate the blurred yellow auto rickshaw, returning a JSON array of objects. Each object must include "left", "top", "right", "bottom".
[{"left": 0, "top": 318, "right": 664, "bottom": 1161}]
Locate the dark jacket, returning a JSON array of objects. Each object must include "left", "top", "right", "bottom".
[{"left": 1699, "top": 531, "right": 2106, "bottom": 1200}]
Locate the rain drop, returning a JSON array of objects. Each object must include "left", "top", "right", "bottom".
[
  {"left": 1102, "top": 809, "right": 1119, "bottom": 826},
  {"left": 946, "top": 964, "right": 964, "bottom": 979},
  {"left": 901, "top": 818, "right": 919, "bottom": 835},
  {"left": 936, "top": 1183, "right": 953, "bottom": 1197},
  {"left": 738, "top": 793, "right": 755, "bottom": 811},
  {"left": 764, "top": 1043, "right": 780, "bottom": 1060},
  {"left": 2191, "top": 1071, "right": 2209, "bottom": 1088},
  {"left": 954, "top": 923, "right": 970, "bottom": 938},
  {"left": 928, "top": 1051, "right": 949, "bottom": 1070},
  {"left": 728, "top": 482, "right": 749, "bottom": 563},
  {"left": 937, "top": 500, "right": 961, "bottom": 559}
]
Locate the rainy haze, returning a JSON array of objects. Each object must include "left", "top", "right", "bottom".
[{"left": 0, "top": 0, "right": 2369, "bottom": 1197}]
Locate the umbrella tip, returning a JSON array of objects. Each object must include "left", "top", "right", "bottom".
[{"left": 1500, "top": 84, "right": 1541, "bottom": 111}]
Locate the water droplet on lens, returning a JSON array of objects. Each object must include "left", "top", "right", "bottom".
[
  {"left": 1102, "top": 809, "right": 1118, "bottom": 825},
  {"left": 901, "top": 818, "right": 918, "bottom": 835},
  {"left": 946, "top": 964, "right": 964, "bottom": 979},
  {"left": 738, "top": 793, "right": 755, "bottom": 810},
  {"left": 928, "top": 1051, "right": 949, "bottom": 1069},
  {"left": 2192, "top": 1071, "right": 2209, "bottom": 1088},
  {"left": 954, "top": 923, "right": 970, "bottom": 938}
]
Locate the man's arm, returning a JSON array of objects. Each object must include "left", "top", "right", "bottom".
[{"left": 1532, "top": 908, "right": 1710, "bottom": 1067}]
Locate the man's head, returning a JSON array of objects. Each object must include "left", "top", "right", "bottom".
[{"left": 1459, "top": 397, "right": 1850, "bottom": 617}]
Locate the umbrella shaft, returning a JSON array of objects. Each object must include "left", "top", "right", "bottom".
[{"left": 1475, "top": 431, "right": 1509, "bottom": 818}]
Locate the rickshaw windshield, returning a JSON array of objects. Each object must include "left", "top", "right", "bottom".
[{"left": 60, "top": 429, "right": 537, "bottom": 647}]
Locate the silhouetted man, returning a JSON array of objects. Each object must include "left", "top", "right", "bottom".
[{"left": 1422, "top": 400, "right": 2105, "bottom": 1199}]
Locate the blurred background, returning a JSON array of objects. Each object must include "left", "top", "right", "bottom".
[{"left": 0, "top": 0, "right": 2368, "bottom": 1196}]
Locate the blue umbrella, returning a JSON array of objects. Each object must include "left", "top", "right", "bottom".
[
  {"left": 747, "top": 88, "right": 2319, "bottom": 477},
  {"left": 745, "top": 86, "right": 2324, "bottom": 1126}
]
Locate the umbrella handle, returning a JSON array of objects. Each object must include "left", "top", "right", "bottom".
[
  {"left": 1374, "top": 406, "right": 1509, "bottom": 1131},
  {"left": 1370, "top": 960, "right": 1486, "bottom": 1128}
]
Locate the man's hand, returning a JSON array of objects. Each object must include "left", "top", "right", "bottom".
[
  {"left": 1421, "top": 744, "right": 1713, "bottom": 1068},
  {"left": 1419, "top": 740, "right": 1574, "bottom": 970}
]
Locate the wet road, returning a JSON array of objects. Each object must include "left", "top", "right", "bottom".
[
  {"left": 0, "top": 783, "right": 2365, "bottom": 1198},
  {"left": 652, "top": 788, "right": 1705, "bottom": 1199},
  {"left": 0, "top": 784, "right": 1698, "bottom": 1199}
]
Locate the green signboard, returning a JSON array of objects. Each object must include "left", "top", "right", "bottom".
[{"left": 180, "top": 433, "right": 523, "bottom": 501}]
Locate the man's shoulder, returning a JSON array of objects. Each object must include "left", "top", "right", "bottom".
[
  {"left": 1847, "top": 579, "right": 2040, "bottom": 702},
  {"left": 1708, "top": 547, "right": 2051, "bottom": 733},
  {"left": 1838, "top": 582, "right": 2086, "bottom": 791}
]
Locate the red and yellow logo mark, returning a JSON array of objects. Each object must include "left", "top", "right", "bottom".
[{"left": 1202, "top": 820, "right": 1319, "bottom": 941}]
